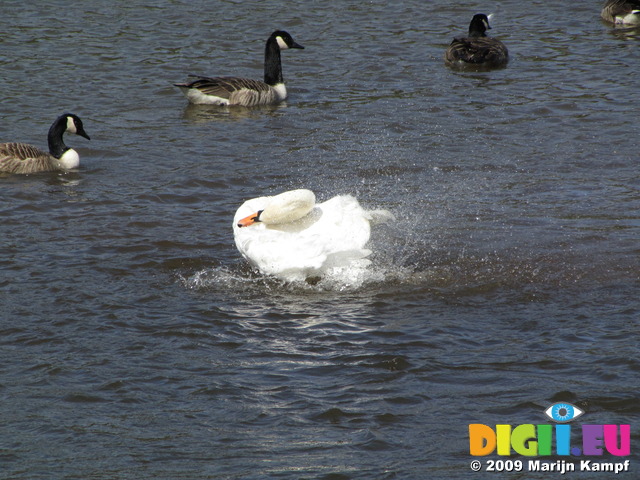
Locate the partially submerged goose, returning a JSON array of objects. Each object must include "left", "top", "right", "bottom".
[
  {"left": 601, "top": 0, "right": 640, "bottom": 25},
  {"left": 0, "top": 113, "right": 90, "bottom": 174},
  {"left": 233, "top": 189, "right": 393, "bottom": 282},
  {"left": 445, "top": 14, "right": 509, "bottom": 69},
  {"left": 175, "top": 30, "right": 304, "bottom": 106}
]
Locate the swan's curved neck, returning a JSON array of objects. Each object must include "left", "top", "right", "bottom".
[
  {"left": 47, "top": 117, "right": 69, "bottom": 159},
  {"left": 260, "top": 189, "right": 316, "bottom": 225},
  {"left": 264, "top": 37, "right": 283, "bottom": 86}
]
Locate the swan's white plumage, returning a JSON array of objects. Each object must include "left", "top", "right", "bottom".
[
  {"left": 233, "top": 189, "right": 391, "bottom": 282},
  {"left": 257, "top": 189, "right": 316, "bottom": 225}
]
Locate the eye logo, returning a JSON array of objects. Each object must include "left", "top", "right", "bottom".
[{"left": 544, "top": 402, "right": 584, "bottom": 423}]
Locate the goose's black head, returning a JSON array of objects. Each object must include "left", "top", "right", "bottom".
[
  {"left": 270, "top": 30, "right": 304, "bottom": 50},
  {"left": 64, "top": 113, "right": 91, "bottom": 140},
  {"left": 469, "top": 14, "right": 491, "bottom": 37}
]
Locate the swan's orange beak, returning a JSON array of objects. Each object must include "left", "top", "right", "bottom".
[{"left": 237, "top": 211, "right": 262, "bottom": 228}]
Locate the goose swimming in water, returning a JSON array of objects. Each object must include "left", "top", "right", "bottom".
[
  {"left": 601, "top": 0, "right": 640, "bottom": 25},
  {"left": 444, "top": 14, "right": 509, "bottom": 69},
  {"left": 0, "top": 113, "right": 90, "bottom": 174},
  {"left": 175, "top": 30, "right": 304, "bottom": 106},
  {"left": 233, "top": 189, "right": 393, "bottom": 282}
]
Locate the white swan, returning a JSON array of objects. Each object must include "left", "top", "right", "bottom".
[{"left": 232, "top": 189, "right": 392, "bottom": 282}]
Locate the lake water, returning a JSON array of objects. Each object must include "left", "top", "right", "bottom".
[{"left": 1, "top": 1, "right": 638, "bottom": 478}]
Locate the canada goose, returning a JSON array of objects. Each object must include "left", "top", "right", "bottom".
[
  {"left": 233, "top": 189, "right": 393, "bottom": 282},
  {"left": 0, "top": 113, "right": 90, "bottom": 174},
  {"left": 601, "top": 0, "right": 640, "bottom": 25},
  {"left": 174, "top": 30, "right": 304, "bottom": 106},
  {"left": 444, "top": 14, "right": 509, "bottom": 69}
]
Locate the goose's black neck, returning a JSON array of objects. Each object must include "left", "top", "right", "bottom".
[
  {"left": 47, "top": 116, "right": 69, "bottom": 159},
  {"left": 263, "top": 36, "right": 283, "bottom": 86}
]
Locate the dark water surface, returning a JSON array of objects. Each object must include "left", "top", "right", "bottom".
[{"left": 1, "top": 1, "right": 639, "bottom": 478}]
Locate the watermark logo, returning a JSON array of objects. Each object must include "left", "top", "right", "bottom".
[
  {"left": 467, "top": 402, "right": 632, "bottom": 474},
  {"left": 544, "top": 402, "right": 584, "bottom": 423}
]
